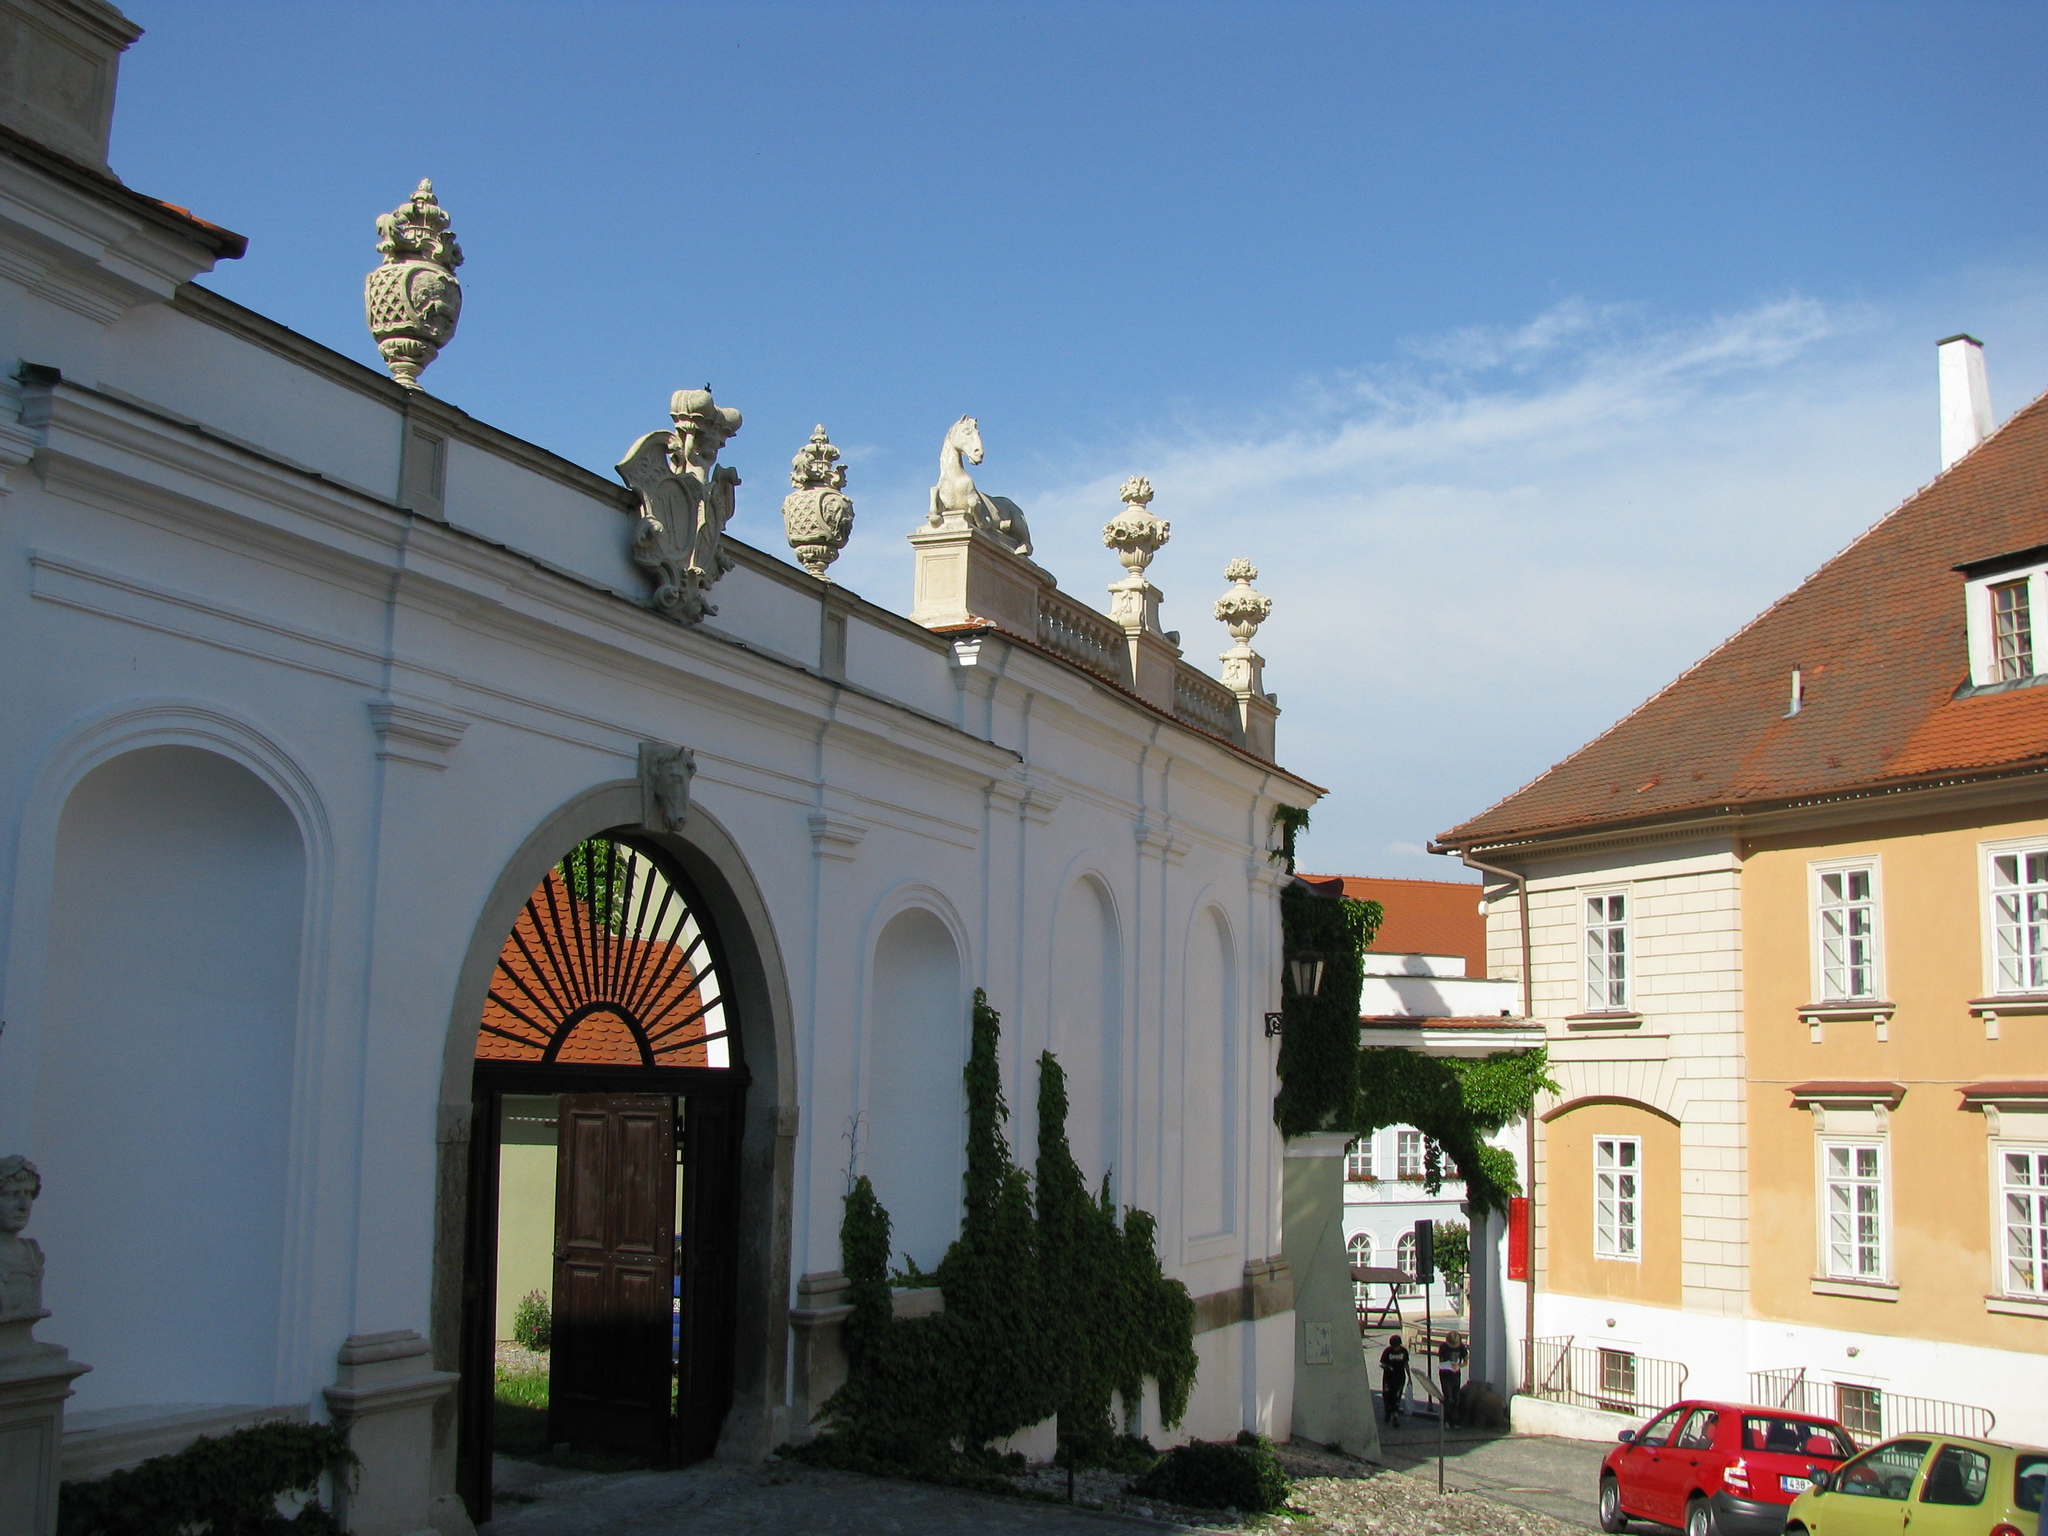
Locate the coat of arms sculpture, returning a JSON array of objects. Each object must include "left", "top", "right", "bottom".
[{"left": 618, "top": 387, "right": 745, "bottom": 624}]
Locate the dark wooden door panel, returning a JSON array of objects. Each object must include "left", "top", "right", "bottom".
[
  {"left": 676, "top": 1089, "right": 742, "bottom": 1463},
  {"left": 549, "top": 1093, "right": 677, "bottom": 1457}
]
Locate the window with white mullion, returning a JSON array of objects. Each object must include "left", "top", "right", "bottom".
[
  {"left": 1396, "top": 1129, "right": 1424, "bottom": 1179},
  {"left": 1345, "top": 1137, "right": 1373, "bottom": 1180},
  {"left": 1594, "top": 1136, "right": 1641, "bottom": 1261},
  {"left": 1992, "top": 579, "right": 2034, "bottom": 682},
  {"left": 1584, "top": 892, "right": 1630, "bottom": 1011},
  {"left": 1823, "top": 1142, "right": 1886, "bottom": 1279},
  {"left": 1991, "top": 849, "right": 2048, "bottom": 994},
  {"left": 1817, "top": 867, "right": 1878, "bottom": 1000},
  {"left": 2001, "top": 1147, "right": 2048, "bottom": 1298}
]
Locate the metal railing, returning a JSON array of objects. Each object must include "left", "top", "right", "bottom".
[
  {"left": 1748, "top": 1369, "right": 1995, "bottom": 1443},
  {"left": 1035, "top": 588, "right": 1125, "bottom": 682},
  {"left": 1528, "top": 1336, "right": 1689, "bottom": 1417},
  {"left": 1173, "top": 660, "right": 1241, "bottom": 740}
]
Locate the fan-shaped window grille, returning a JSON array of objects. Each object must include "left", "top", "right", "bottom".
[{"left": 477, "top": 837, "right": 733, "bottom": 1068}]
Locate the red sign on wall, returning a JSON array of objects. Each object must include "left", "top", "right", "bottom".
[{"left": 1507, "top": 1196, "right": 1530, "bottom": 1281}]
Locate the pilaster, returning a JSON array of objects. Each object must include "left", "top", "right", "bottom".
[{"left": 323, "top": 1331, "right": 459, "bottom": 1536}]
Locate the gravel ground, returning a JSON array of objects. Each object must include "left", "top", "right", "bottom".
[
  {"left": 1272, "top": 1442, "right": 1589, "bottom": 1536},
  {"left": 496, "top": 1342, "right": 549, "bottom": 1376}
]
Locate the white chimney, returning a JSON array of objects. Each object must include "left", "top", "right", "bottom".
[{"left": 1938, "top": 333, "right": 1994, "bottom": 471}]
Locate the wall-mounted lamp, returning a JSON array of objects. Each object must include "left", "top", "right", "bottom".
[
  {"left": 1267, "top": 948, "right": 1327, "bottom": 1038},
  {"left": 1287, "top": 948, "right": 1326, "bottom": 999}
]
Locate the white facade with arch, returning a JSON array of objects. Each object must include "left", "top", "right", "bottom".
[{"left": 0, "top": 17, "right": 1319, "bottom": 1529}]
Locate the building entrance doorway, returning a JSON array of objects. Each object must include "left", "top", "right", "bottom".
[{"left": 459, "top": 835, "right": 744, "bottom": 1516}]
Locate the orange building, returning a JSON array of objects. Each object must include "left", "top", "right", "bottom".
[{"left": 1436, "top": 339, "right": 2048, "bottom": 1443}]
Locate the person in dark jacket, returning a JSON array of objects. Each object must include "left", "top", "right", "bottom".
[
  {"left": 1378, "top": 1333, "right": 1410, "bottom": 1428},
  {"left": 1438, "top": 1331, "right": 1468, "bottom": 1428}
]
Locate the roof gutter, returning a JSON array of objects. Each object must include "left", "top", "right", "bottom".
[{"left": 1458, "top": 848, "right": 1537, "bottom": 1398}]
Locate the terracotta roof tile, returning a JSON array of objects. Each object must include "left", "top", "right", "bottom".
[
  {"left": 1435, "top": 389, "right": 2048, "bottom": 850},
  {"left": 1296, "top": 873, "right": 1487, "bottom": 976}
]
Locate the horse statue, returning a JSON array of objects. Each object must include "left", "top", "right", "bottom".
[{"left": 928, "top": 415, "right": 1032, "bottom": 556}]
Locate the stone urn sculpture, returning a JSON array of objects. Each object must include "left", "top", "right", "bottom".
[
  {"left": 1103, "top": 476, "right": 1170, "bottom": 630},
  {"left": 781, "top": 425, "right": 855, "bottom": 580},
  {"left": 1213, "top": 558, "right": 1273, "bottom": 693},
  {"left": 363, "top": 179, "right": 464, "bottom": 389}
]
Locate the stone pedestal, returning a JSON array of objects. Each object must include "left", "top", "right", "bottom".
[
  {"left": 1280, "top": 1136, "right": 1380, "bottom": 1463},
  {"left": 323, "top": 1331, "right": 459, "bottom": 1536},
  {"left": 1125, "top": 624, "right": 1183, "bottom": 713},
  {"left": 0, "top": 1315, "right": 89, "bottom": 1536},
  {"left": 907, "top": 523, "right": 1053, "bottom": 636},
  {"left": 787, "top": 1271, "right": 853, "bottom": 1441}
]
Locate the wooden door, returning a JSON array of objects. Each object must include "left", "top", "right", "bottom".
[
  {"left": 549, "top": 1093, "right": 677, "bottom": 1457},
  {"left": 676, "top": 1089, "right": 743, "bottom": 1462}
]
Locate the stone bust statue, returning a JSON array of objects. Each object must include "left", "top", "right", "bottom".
[{"left": 0, "top": 1155, "right": 45, "bottom": 1321}]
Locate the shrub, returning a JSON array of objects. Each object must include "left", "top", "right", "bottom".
[
  {"left": 511, "top": 1288, "right": 551, "bottom": 1351},
  {"left": 59, "top": 1421, "right": 355, "bottom": 1536},
  {"left": 1132, "top": 1432, "right": 1290, "bottom": 1513}
]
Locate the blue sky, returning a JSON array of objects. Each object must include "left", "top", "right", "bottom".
[{"left": 112, "top": 3, "right": 2048, "bottom": 877}]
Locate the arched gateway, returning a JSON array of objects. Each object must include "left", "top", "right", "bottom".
[{"left": 458, "top": 835, "right": 746, "bottom": 1494}]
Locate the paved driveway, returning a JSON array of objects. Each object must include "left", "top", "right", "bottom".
[
  {"left": 482, "top": 1457, "right": 1212, "bottom": 1536},
  {"left": 1373, "top": 1420, "right": 1612, "bottom": 1529}
]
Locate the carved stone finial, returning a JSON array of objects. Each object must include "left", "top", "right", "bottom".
[
  {"left": 782, "top": 425, "right": 855, "bottom": 580},
  {"left": 1102, "top": 475, "right": 1172, "bottom": 635},
  {"left": 1103, "top": 478, "right": 1171, "bottom": 577},
  {"left": 1215, "top": 559, "right": 1272, "bottom": 643},
  {"left": 638, "top": 742, "right": 695, "bottom": 833},
  {"left": 1215, "top": 559, "right": 1273, "bottom": 696},
  {"left": 0, "top": 1155, "right": 46, "bottom": 1325},
  {"left": 363, "top": 179, "right": 464, "bottom": 389},
  {"left": 928, "top": 416, "right": 1033, "bottom": 556},
  {"left": 617, "top": 386, "right": 744, "bottom": 624}
]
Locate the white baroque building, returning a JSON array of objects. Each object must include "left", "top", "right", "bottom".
[{"left": 0, "top": 7, "right": 1318, "bottom": 1529}]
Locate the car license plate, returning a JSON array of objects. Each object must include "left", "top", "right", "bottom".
[{"left": 1781, "top": 1475, "right": 1815, "bottom": 1493}]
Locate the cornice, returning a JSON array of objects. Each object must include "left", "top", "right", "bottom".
[{"left": 1440, "top": 765, "right": 2048, "bottom": 869}]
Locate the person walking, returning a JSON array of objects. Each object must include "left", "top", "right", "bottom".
[
  {"left": 1438, "top": 1330, "right": 1468, "bottom": 1429},
  {"left": 1377, "top": 1333, "right": 1410, "bottom": 1429}
]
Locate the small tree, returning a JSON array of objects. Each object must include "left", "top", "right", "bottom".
[{"left": 1433, "top": 1221, "right": 1470, "bottom": 1291}]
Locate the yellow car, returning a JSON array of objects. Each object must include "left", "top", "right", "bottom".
[{"left": 1785, "top": 1434, "right": 2044, "bottom": 1536}]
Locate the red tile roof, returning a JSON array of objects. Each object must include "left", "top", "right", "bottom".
[
  {"left": 1434, "top": 389, "right": 2048, "bottom": 851},
  {"left": 476, "top": 870, "right": 715, "bottom": 1066},
  {"left": 1296, "top": 873, "right": 1487, "bottom": 977}
]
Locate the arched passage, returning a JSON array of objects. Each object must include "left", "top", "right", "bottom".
[
  {"left": 33, "top": 745, "right": 304, "bottom": 1410},
  {"left": 443, "top": 794, "right": 794, "bottom": 1518},
  {"left": 863, "top": 906, "right": 965, "bottom": 1270}
]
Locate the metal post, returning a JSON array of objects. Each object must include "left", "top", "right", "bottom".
[{"left": 1430, "top": 1286, "right": 1443, "bottom": 1493}]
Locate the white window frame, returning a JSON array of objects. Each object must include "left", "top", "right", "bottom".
[
  {"left": 1345, "top": 1137, "right": 1373, "bottom": 1180},
  {"left": 1593, "top": 1135, "right": 1642, "bottom": 1262},
  {"left": 1583, "top": 887, "right": 1632, "bottom": 1013},
  {"left": 1395, "top": 1229, "right": 1421, "bottom": 1296},
  {"left": 1985, "top": 838, "right": 2048, "bottom": 996},
  {"left": 1348, "top": 1230, "right": 1375, "bottom": 1303},
  {"left": 1811, "top": 858, "right": 1883, "bottom": 1002},
  {"left": 1396, "top": 1129, "right": 1425, "bottom": 1180},
  {"left": 1819, "top": 1139, "right": 1889, "bottom": 1282},
  {"left": 1964, "top": 564, "right": 2048, "bottom": 688},
  {"left": 1997, "top": 1143, "right": 2048, "bottom": 1300}
]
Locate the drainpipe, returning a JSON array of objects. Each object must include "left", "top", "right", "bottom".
[{"left": 1459, "top": 851, "right": 1537, "bottom": 1398}]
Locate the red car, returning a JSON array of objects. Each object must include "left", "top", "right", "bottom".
[{"left": 1600, "top": 1400, "right": 1859, "bottom": 1536}]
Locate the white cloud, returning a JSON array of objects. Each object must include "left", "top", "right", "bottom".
[{"left": 1004, "top": 271, "right": 2048, "bottom": 876}]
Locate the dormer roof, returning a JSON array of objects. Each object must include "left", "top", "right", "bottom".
[{"left": 1435, "top": 385, "right": 2048, "bottom": 853}]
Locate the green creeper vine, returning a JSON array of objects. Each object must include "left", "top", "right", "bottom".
[
  {"left": 59, "top": 1421, "right": 356, "bottom": 1536},
  {"left": 1274, "top": 867, "right": 1555, "bottom": 1213},
  {"left": 805, "top": 990, "right": 1194, "bottom": 1475}
]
